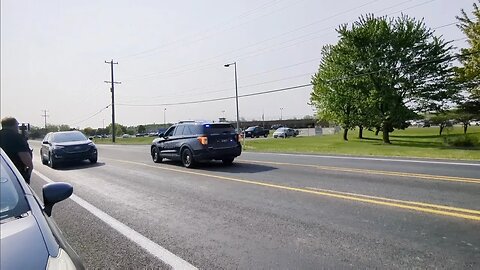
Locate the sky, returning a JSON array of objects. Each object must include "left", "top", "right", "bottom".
[{"left": 0, "top": 0, "right": 475, "bottom": 129}]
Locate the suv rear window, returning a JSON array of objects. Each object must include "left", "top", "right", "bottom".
[{"left": 204, "top": 124, "right": 236, "bottom": 135}]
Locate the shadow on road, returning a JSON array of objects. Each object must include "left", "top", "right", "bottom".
[
  {"left": 53, "top": 161, "right": 106, "bottom": 171},
  {"left": 161, "top": 160, "right": 278, "bottom": 173}
]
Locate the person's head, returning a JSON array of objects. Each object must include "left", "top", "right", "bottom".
[{"left": 1, "top": 117, "right": 19, "bottom": 131}]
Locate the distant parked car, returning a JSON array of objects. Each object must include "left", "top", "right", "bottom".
[
  {"left": 40, "top": 131, "right": 98, "bottom": 168},
  {"left": 151, "top": 121, "right": 241, "bottom": 168},
  {"left": 273, "top": 127, "right": 296, "bottom": 138},
  {"left": 270, "top": 124, "right": 284, "bottom": 130},
  {"left": 122, "top": 134, "right": 133, "bottom": 138},
  {"left": 1, "top": 148, "right": 85, "bottom": 270},
  {"left": 243, "top": 126, "right": 269, "bottom": 138}
]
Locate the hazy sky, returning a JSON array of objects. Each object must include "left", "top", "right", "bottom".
[{"left": 1, "top": 0, "right": 475, "bottom": 128}]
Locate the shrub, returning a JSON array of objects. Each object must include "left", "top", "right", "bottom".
[{"left": 445, "top": 135, "right": 479, "bottom": 148}]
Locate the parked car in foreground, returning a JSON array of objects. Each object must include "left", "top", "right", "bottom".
[
  {"left": 273, "top": 127, "right": 296, "bottom": 138},
  {"left": 151, "top": 121, "right": 242, "bottom": 168},
  {"left": 40, "top": 131, "right": 97, "bottom": 169},
  {"left": 243, "top": 126, "right": 269, "bottom": 138},
  {"left": 1, "top": 149, "right": 84, "bottom": 270}
]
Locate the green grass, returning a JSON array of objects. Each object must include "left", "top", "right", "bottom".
[
  {"left": 93, "top": 126, "right": 480, "bottom": 160},
  {"left": 243, "top": 126, "right": 480, "bottom": 160},
  {"left": 93, "top": 136, "right": 154, "bottom": 145}
]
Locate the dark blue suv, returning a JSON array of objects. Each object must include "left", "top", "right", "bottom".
[{"left": 151, "top": 122, "right": 242, "bottom": 168}]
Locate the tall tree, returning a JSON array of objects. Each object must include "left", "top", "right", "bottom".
[
  {"left": 311, "top": 15, "right": 457, "bottom": 143},
  {"left": 456, "top": 1, "right": 480, "bottom": 98},
  {"left": 311, "top": 45, "right": 372, "bottom": 141}
]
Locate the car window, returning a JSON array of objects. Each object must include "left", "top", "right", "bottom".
[
  {"left": 182, "top": 125, "right": 195, "bottom": 136},
  {"left": 0, "top": 156, "right": 30, "bottom": 221},
  {"left": 245, "top": 127, "right": 255, "bottom": 131},
  {"left": 173, "top": 125, "right": 185, "bottom": 136},
  {"left": 205, "top": 124, "right": 236, "bottom": 135},
  {"left": 164, "top": 126, "right": 176, "bottom": 137},
  {"left": 51, "top": 132, "right": 87, "bottom": 143}
]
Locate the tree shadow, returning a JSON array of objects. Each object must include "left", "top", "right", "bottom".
[{"left": 391, "top": 131, "right": 480, "bottom": 139}]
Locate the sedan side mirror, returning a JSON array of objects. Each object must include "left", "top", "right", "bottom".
[
  {"left": 159, "top": 133, "right": 164, "bottom": 137},
  {"left": 42, "top": 182, "right": 73, "bottom": 216},
  {"left": 42, "top": 141, "right": 49, "bottom": 145}
]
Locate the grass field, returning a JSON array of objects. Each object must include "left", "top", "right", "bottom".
[{"left": 93, "top": 126, "right": 480, "bottom": 160}]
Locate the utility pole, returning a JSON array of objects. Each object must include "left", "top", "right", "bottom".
[
  {"left": 104, "top": 60, "right": 121, "bottom": 143},
  {"left": 41, "top": 110, "right": 49, "bottom": 129}
]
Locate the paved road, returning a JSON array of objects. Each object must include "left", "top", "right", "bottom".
[{"left": 28, "top": 142, "right": 480, "bottom": 269}]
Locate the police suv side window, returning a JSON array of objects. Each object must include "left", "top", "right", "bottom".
[
  {"left": 182, "top": 125, "right": 194, "bottom": 136},
  {"left": 164, "top": 127, "right": 175, "bottom": 137},
  {"left": 173, "top": 125, "right": 185, "bottom": 136}
]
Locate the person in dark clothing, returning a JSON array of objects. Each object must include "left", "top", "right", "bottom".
[{"left": 0, "top": 117, "right": 33, "bottom": 184}]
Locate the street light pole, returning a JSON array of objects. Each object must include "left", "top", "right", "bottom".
[
  {"left": 164, "top": 108, "right": 167, "bottom": 128},
  {"left": 224, "top": 62, "right": 240, "bottom": 133}
]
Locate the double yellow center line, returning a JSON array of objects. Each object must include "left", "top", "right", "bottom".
[
  {"left": 105, "top": 158, "right": 480, "bottom": 221},
  {"left": 239, "top": 159, "right": 480, "bottom": 185}
]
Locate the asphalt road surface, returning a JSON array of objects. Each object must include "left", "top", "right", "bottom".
[{"left": 28, "top": 141, "right": 480, "bottom": 269}]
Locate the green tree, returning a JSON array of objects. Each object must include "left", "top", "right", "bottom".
[
  {"left": 58, "top": 124, "right": 71, "bottom": 131},
  {"left": 455, "top": 100, "right": 480, "bottom": 134},
  {"left": 429, "top": 113, "right": 452, "bottom": 135},
  {"left": 83, "top": 127, "right": 95, "bottom": 136},
  {"left": 137, "top": 125, "right": 146, "bottom": 133},
  {"left": 311, "top": 15, "right": 456, "bottom": 143},
  {"left": 106, "top": 123, "right": 127, "bottom": 137},
  {"left": 456, "top": 1, "right": 480, "bottom": 98},
  {"left": 311, "top": 44, "right": 372, "bottom": 141}
]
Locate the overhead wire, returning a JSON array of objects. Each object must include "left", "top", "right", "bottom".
[
  {"left": 121, "top": 0, "right": 383, "bottom": 82},
  {"left": 121, "top": 0, "right": 439, "bottom": 83},
  {"left": 116, "top": 50, "right": 480, "bottom": 107},
  {"left": 69, "top": 105, "right": 111, "bottom": 126},
  {"left": 117, "top": 0, "right": 292, "bottom": 60}
]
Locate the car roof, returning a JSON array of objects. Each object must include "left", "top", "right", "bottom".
[{"left": 50, "top": 130, "right": 82, "bottom": 135}]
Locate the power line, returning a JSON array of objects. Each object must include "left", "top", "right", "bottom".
[
  {"left": 121, "top": 0, "right": 383, "bottom": 82},
  {"left": 117, "top": 0, "right": 289, "bottom": 60},
  {"left": 117, "top": 84, "right": 312, "bottom": 107},
  {"left": 116, "top": 50, "right": 480, "bottom": 107},
  {"left": 122, "top": 0, "right": 439, "bottom": 83},
  {"left": 70, "top": 105, "right": 111, "bottom": 126}
]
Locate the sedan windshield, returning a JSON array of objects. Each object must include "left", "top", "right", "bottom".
[
  {"left": 0, "top": 156, "right": 30, "bottom": 221},
  {"left": 52, "top": 132, "right": 87, "bottom": 143},
  {"left": 245, "top": 127, "right": 256, "bottom": 131}
]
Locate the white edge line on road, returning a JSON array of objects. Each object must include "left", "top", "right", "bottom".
[
  {"left": 247, "top": 152, "right": 480, "bottom": 167},
  {"left": 33, "top": 170, "right": 197, "bottom": 270}
]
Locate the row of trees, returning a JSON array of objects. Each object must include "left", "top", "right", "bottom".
[
  {"left": 28, "top": 123, "right": 167, "bottom": 138},
  {"left": 310, "top": 2, "right": 480, "bottom": 143}
]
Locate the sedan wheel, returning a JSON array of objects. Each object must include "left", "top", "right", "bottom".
[
  {"left": 48, "top": 153, "right": 57, "bottom": 169},
  {"left": 40, "top": 150, "right": 48, "bottom": 165},
  {"left": 89, "top": 155, "right": 98, "bottom": 164}
]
